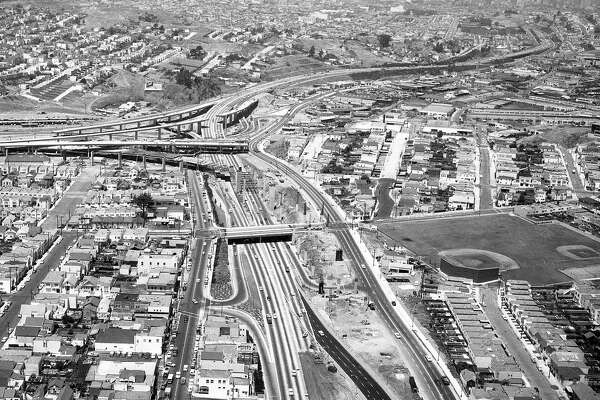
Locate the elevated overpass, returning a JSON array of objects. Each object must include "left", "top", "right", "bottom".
[
  {"left": 0, "top": 138, "right": 249, "bottom": 154},
  {"left": 195, "top": 222, "right": 324, "bottom": 243},
  {"left": 466, "top": 108, "right": 600, "bottom": 125},
  {"left": 217, "top": 98, "right": 259, "bottom": 130},
  {"left": 52, "top": 101, "right": 216, "bottom": 137}
]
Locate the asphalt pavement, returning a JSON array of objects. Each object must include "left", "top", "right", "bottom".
[
  {"left": 481, "top": 288, "right": 558, "bottom": 400},
  {"left": 0, "top": 164, "right": 98, "bottom": 337},
  {"left": 0, "top": 232, "right": 77, "bottom": 337},
  {"left": 373, "top": 178, "right": 395, "bottom": 219},
  {"left": 301, "top": 296, "right": 391, "bottom": 400}
]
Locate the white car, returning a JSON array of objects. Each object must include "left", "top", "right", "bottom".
[
  {"left": 426, "top": 354, "right": 433, "bottom": 362},
  {"left": 192, "top": 299, "right": 198, "bottom": 304},
  {"left": 394, "top": 332, "right": 401, "bottom": 339}
]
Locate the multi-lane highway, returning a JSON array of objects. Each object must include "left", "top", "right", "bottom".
[
  {"left": 252, "top": 149, "right": 458, "bottom": 399},
  {"left": 213, "top": 170, "right": 312, "bottom": 400},
  {"left": 3, "top": 33, "right": 559, "bottom": 400}
]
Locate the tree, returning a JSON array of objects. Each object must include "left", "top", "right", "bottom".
[
  {"left": 377, "top": 34, "right": 392, "bottom": 48},
  {"left": 189, "top": 45, "right": 206, "bottom": 60},
  {"left": 308, "top": 45, "right": 315, "bottom": 57},
  {"left": 175, "top": 69, "right": 194, "bottom": 88},
  {"left": 133, "top": 193, "right": 154, "bottom": 219}
]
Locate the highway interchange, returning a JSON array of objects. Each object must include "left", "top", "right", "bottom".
[{"left": 0, "top": 34, "right": 560, "bottom": 399}]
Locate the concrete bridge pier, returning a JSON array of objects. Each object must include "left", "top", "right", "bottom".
[
  {"left": 142, "top": 154, "right": 147, "bottom": 170},
  {"left": 89, "top": 150, "right": 94, "bottom": 166},
  {"left": 179, "top": 160, "right": 184, "bottom": 171},
  {"left": 162, "top": 157, "right": 166, "bottom": 172},
  {"left": 118, "top": 153, "right": 122, "bottom": 168},
  {"left": 134, "top": 131, "right": 139, "bottom": 140},
  {"left": 157, "top": 128, "right": 162, "bottom": 140}
]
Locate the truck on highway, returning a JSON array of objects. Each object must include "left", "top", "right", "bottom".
[
  {"left": 266, "top": 314, "right": 272, "bottom": 324},
  {"left": 166, "top": 373, "right": 174, "bottom": 384},
  {"left": 165, "top": 387, "right": 172, "bottom": 398},
  {"left": 409, "top": 376, "right": 418, "bottom": 393}
]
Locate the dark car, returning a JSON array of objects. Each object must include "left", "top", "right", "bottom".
[{"left": 441, "top": 376, "right": 450, "bottom": 385}]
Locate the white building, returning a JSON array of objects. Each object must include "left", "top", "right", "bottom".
[{"left": 137, "top": 253, "right": 179, "bottom": 276}]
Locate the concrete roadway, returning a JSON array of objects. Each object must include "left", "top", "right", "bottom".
[
  {"left": 253, "top": 151, "right": 456, "bottom": 399},
  {"left": 476, "top": 129, "right": 493, "bottom": 211},
  {"left": 227, "top": 186, "right": 311, "bottom": 399},
  {"left": 560, "top": 145, "right": 589, "bottom": 197}
]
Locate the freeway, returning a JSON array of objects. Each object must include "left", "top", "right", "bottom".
[
  {"left": 218, "top": 177, "right": 311, "bottom": 400},
  {"left": 52, "top": 100, "right": 217, "bottom": 136},
  {"left": 301, "top": 296, "right": 391, "bottom": 400},
  {"left": 241, "top": 183, "right": 396, "bottom": 400},
  {"left": 0, "top": 137, "right": 248, "bottom": 149},
  {"left": 252, "top": 149, "right": 458, "bottom": 399}
]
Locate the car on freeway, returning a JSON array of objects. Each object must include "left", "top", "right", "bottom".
[
  {"left": 317, "top": 330, "right": 325, "bottom": 336},
  {"left": 192, "top": 299, "right": 198, "bottom": 304},
  {"left": 181, "top": 377, "right": 186, "bottom": 385},
  {"left": 426, "top": 354, "right": 433, "bottom": 362},
  {"left": 258, "top": 286, "right": 264, "bottom": 291},
  {"left": 361, "top": 264, "right": 366, "bottom": 269},
  {"left": 394, "top": 332, "right": 401, "bottom": 339},
  {"left": 441, "top": 376, "right": 450, "bottom": 385}
]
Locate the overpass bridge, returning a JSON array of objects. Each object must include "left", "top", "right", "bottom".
[
  {"left": 466, "top": 108, "right": 600, "bottom": 126},
  {"left": 0, "top": 138, "right": 249, "bottom": 154},
  {"left": 195, "top": 222, "right": 324, "bottom": 243},
  {"left": 53, "top": 101, "right": 216, "bottom": 137},
  {"left": 217, "top": 98, "right": 259, "bottom": 130}
]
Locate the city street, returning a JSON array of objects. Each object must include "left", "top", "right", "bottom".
[
  {"left": 480, "top": 288, "right": 559, "bottom": 400},
  {"left": 0, "top": 163, "right": 99, "bottom": 337},
  {"left": 476, "top": 130, "right": 493, "bottom": 210}
]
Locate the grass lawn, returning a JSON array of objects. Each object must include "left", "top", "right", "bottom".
[{"left": 377, "top": 214, "right": 600, "bottom": 286}]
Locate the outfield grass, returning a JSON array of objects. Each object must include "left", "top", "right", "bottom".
[{"left": 377, "top": 214, "right": 600, "bottom": 285}]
